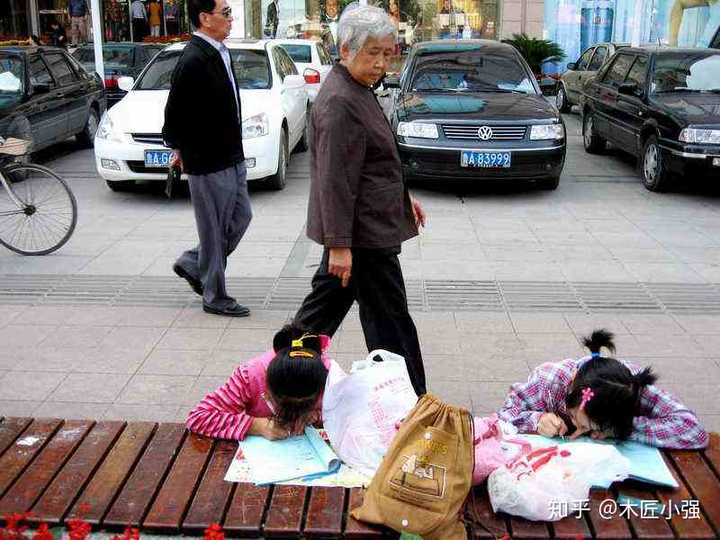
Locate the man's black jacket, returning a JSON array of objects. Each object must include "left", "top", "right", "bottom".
[{"left": 163, "top": 34, "right": 244, "bottom": 175}]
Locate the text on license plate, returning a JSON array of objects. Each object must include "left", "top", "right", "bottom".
[
  {"left": 460, "top": 151, "right": 511, "bottom": 168},
  {"left": 144, "top": 150, "right": 173, "bottom": 168}
]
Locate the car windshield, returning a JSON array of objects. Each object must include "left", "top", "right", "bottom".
[
  {"left": 135, "top": 48, "right": 271, "bottom": 90},
  {"left": 74, "top": 46, "right": 135, "bottom": 67},
  {"left": 410, "top": 51, "right": 536, "bottom": 94},
  {"left": 280, "top": 44, "right": 312, "bottom": 64},
  {"left": 651, "top": 52, "right": 720, "bottom": 94},
  {"left": 0, "top": 54, "right": 24, "bottom": 110}
]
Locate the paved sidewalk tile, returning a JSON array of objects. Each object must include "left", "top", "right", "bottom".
[
  {"left": 0, "top": 371, "right": 67, "bottom": 401},
  {"left": 49, "top": 373, "right": 132, "bottom": 403},
  {"left": 34, "top": 401, "right": 109, "bottom": 420},
  {"left": 157, "top": 328, "right": 224, "bottom": 351},
  {"left": 0, "top": 399, "right": 41, "bottom": 416}
]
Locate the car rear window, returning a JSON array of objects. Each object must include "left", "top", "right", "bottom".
[
  {"left": 0, "top": 54, "right": 24, "bottom": 110},
  {"left": 74, "top": 46, "right": 135, "bottom": 67},
  {"left": 410, "top": 50, "right": 536, "bottom": 94},
  {"left": 651, "top": 52, "right": 720, "bottom": 94},
  {"left": 279, "top": 44, "right": 312, "bottom": 64},
  {"left": 135, "top": 49, "right": 271, "bottom": 90}
]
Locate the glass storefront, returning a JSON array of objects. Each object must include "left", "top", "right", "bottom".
[{"left": 1, "top": 0, "right": 31, "bottom": 41}]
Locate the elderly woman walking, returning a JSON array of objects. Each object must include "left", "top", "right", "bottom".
[{"left": 293, "top": 5, "right": 428, "bottom": 396}]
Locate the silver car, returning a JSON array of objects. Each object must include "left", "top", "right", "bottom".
[{"left": 556, "top": 42, "right": 627, "bottom": 112}]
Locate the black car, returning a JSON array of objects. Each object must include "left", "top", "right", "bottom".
[
  {"left": 73, "top": 42, "right": 166, "bottom": 106},
  {"left": 0, "top": 46, "right": 106, "bottom": 154},
  {"left": 386, "top": 40, "right": 566, "bottom": 190},
  {"left": 581, "top": 47, "right": 720, "bottom": 192}
]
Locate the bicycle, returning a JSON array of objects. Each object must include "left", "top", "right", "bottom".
[{"left": 0, "top": 137, "right": 78, "bottom": 256}]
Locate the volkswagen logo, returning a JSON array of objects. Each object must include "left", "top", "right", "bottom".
[{"left": 477, "top": 126, "right": 493, "bottom": 140}]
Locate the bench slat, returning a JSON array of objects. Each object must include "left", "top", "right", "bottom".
[
  {"left": 508, "top": 517, "right": 550, "bottom": 539},
  {"left": 303, "top": 486, "right": 345, "bottom": 538},
  {"left": 658, "top": 452, "right": 716, "bottom": 539},
  {"left": 466, "top": 488, "right": 508, "bottom": 539},
  {"left": 223, "top": 483, "right": 270, "bottom": 536},
  {"left": 67, "top": 422, "right": 156, "bottom": 525},
  {"left": 0, "top": 420, "right": 92, "bottom": 515},
  {"left": 30, "top": 421, "right": 125, "bottom": 525},
  {"left": 103, "top": 423, "right": 186, "bottom": 529},
  {"left": 143, "top": 432, "right": 214, "bottom": 533},
  {"left": 344, "top": 488, "right": 384, "bottom": 539},
  {"left": 264, "top": 485, "right": 308, "bottom": 537},
  {"left": 587, "top": 489, "right": 633, "bottom": 539},
  {"left": 615, "top": 484, "right": 675, "bottom": 540},
  {"left": 182, "top": 440, "right": 236, "bottom": 534},
  {"left": 704, "top": 433, "right": 720, "bottom": 478},
  {"left": 668, "top": 450, "right": 720, "bottom": 533},
  {"left": 0, "top": 418, "right": 62, "bottom": 500},
  {"left": 549, "top": 513, "right": 591, "bottom": 539},
  {"left": 0, "top": 417, "right": 32, "bottom": 457}
]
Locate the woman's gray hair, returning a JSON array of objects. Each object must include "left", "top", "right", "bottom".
[{"left": 337, "top": 4, "right": 397, "bottom": 59}]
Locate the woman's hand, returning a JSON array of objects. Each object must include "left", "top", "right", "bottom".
[
  {"left": 249, "top": 417, "right": 291, "bottom": 441},
  {"left": 537, "top": 413, "right": 569, "bottom": 438}
]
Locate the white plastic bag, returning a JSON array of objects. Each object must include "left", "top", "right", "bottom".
[
  {"left": 487, "top": 442, "right": 630, "bottom": 521},
  {"left": 322, "top": 349, "right": 418, "bottom": 477}
]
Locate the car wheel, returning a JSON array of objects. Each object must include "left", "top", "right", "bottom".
[
  {"left": 105, "top": 180, "right": 135, "bottom": 192},
  {"left": 556, "top": 86, "right": 570, "bottom": 113},
  {"left": 582, "top": 112, "right": 605, "bottom": 154},
  {"left": 641, "top": 135, "right": 673, "bottom": 192},
  {"left": 538, "top": 176, "right": 560, "bottom": 190},
  {"left": 77, "top": 108, "right": 100, "bottom": 148},
  {"left": 296, "top": 107, "right": 310, "bottom": 153},
  {"left": 266, "top": 129, "right": 288, "bottom": 190}
]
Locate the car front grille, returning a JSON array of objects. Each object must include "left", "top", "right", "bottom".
[
  {"left": 132, "top": 133, "right": 165, "bottom": 145},
  {"left": 127, "top": 160, "right": 167, "bottom": 174},
  {"left": 441, "top": 124, "right": 527, "bottom": 141}
]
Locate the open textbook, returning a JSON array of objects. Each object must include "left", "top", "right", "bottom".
[
  {"left": 224, "top": 427, "right": 371, "bottom": 487},
  {"left": 518, "top": 434, "right": 678, "bottom": 489}
]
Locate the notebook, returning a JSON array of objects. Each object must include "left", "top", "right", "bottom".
[
  {"left": 233, "top": 426, "right": 342, "bottom": 486},
  {"left": 519, "top": 434, "right": 678, "bottom": 489}
]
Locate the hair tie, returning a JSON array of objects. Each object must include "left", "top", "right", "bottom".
[
  {"left": 289, "top": 350, "right": 315, "bottom": 359},
  {"left": 291, "top": 338, "right": 304, "bottom": 349},
  {"left": 580, "top": 387, "right": 595, "bottom": 410},
  {"left": 591, "top": 352, "right": 600, "bottom": 358}
]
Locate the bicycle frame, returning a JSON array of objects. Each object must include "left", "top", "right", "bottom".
[{"left": 0, "top": 164, "right": 29, "bottom": 216}]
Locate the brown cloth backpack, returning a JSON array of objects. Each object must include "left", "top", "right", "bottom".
[{"left": 351, "top": 394, "right": 474, "bottom": 540}]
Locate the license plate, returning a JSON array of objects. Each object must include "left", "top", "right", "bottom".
[
  {"left": 144, "top": 150, "right": 173, "bottom": 168},
  {"left": 460, "top": 151, "right": 511, "bottom": 168}
]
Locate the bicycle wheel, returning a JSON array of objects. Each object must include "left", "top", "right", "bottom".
[{"left": 0, "top": 163, "right": 78, "bottom": 256}]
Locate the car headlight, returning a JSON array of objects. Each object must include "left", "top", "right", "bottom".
[
  {"left": 397, "top": 122, "right": 439, "bottom": 139},
  {"left": 679, "top": 128, "right": 720, "bottom": 144},
  {"left": 95, "top": 113, "right": 123, "bottom": 142},
  {"left": 242, "top": 113, "right": 269, "bottom": 139},
  {"left": 530, "top": 124, "right": 565, "bottom": 140}
]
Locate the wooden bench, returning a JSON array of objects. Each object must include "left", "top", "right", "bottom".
[{"left": 0, "top": 417, "right": 718, "bottom": 539}]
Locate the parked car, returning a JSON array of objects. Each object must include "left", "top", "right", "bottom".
[
  {"left": 275, "top": 39, "right": 333, "bottom": 102},
  {"left": 94, "top": 39, "right": 309, "bottom": 191},
  {"left": 556, "top": 42, "right": 628, "bottom": 112},
  {"left": 386, "top": 40, "right": 566, "bottom": 190},
  {"left": 581, "top": 47, "right": 720, "bottom": 192},
  {"left": 73, "top": 42, "right": 166, "bottom": 107},
  {"left": 0, "top": 45, "right": 106, "bottom": 154}
]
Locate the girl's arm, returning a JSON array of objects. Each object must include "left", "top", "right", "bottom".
[
  {"left": 186, "top": 365, "right": 260, "bottom": 440},
  {"left": 631, "top": 386, "right": 709, "bottom": 449}
]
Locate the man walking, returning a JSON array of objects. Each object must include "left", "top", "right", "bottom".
[
  {"left": 68, "top": 0, "right": 87, "bottom": 46},
  {"left": 163, "top": 0, "right": 253, "bottom": 317},
  {"left": 265, "top": 0, "right": 279, "bottom": 38},
  {"left": 131, "top": 0, "right": 148, "bottom": 41},
  {"left": 293, "top": 5, "right": 427, "bottom": 395}
]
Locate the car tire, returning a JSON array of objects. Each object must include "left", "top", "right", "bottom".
[
  {"left": 105, "top": 180, "right": 135, "bottom": 192},
  {"left": 266, "top": 129, "right": 288, "bottom": 191},
  {"left": 296, "top": 107, "right": 310, "bottom": 153},
  {"left": 538, "top": 176, "right": 560, "bottom": 190},
  {"left": 641, "top": 134, "right": 673, "bottom": 192},
  {"left": 77, "top": 108, "right": 100, "bottom": 148},
  {"left": 556, "top": 85, "right": 570, "bottom": 113},
  {"left": 582, "top": 112, "right": 605, "bottom": 154}
]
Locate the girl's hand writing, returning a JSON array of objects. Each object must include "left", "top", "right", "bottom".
[{"left": 537, "top": 413, "right": 569, "bottom": 438}]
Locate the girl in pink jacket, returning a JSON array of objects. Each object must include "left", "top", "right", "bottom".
[{"left": 186, "top": 325, "right": 335, "bottom": 441}]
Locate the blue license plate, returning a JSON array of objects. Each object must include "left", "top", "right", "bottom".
[
  {"left": 144, "top": 149, "right": 173, "bottom": 168},
  {"left": 460, "top": 151, "right": 511, "bottom": 168}
]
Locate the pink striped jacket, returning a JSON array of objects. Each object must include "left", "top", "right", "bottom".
[{"left": 186, "top": 336, "right": 333, "bottom": 440}]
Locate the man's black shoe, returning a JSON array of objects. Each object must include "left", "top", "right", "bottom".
[
  {"left": 203, "top": 303, "right": 251, "bottom": 317},
  {"left": 173, "top": 263, "right": 203, "bottom": 296}
]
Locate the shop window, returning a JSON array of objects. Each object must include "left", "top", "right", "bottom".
[{"left": 0, "top": 0, "right": 30, "bottom": 41}]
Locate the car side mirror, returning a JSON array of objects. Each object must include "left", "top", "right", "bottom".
[
  {"left": 384, "top": 74, "right": 400, "bottom": 88},
  {"left": 567, "top": 62, "right": 577, "bottom": 71},
  {"left": 32, "top": 82, "right": 52, "bottom": 94},
  {"left": 618, "top": 81, "right": 640, "bottom": 96},
  {"left": 117, "top": 76, "right": 134, "bottom": 92},
  {"left": 283, "top": 74, "right": 305, "bottom": 90}
]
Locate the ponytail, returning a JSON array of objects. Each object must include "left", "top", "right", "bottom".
[
  {"left": 273, "top": 323, "right": 322, "bottom": 355},
  {"left": 633, "top": 366, "right": 658, "bottom": 389},
  {"left": 582, "top": 328, "right": 616, "bottom": 356}
]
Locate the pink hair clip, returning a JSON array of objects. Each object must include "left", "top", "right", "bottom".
[{"left": 580, "top": 387, "right": 595, "bottom": 410}]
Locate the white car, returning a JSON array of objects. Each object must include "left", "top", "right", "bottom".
[
  {"left": 94, "top": 39, "right": 310, "bottom": 191},
  {"left": 274, "top": 39, "right": 334, "bottom": 103}
]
